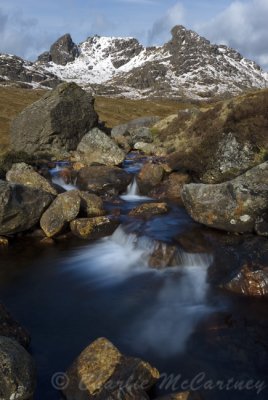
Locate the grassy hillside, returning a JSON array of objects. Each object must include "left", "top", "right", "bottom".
[{"left": 0, "top": 86, "right": 194, "bottom": 155}]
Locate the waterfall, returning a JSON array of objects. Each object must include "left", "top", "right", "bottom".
[
  {"left": 121, "top": 178, "right": 150, "bottom": 201},
  {"left": 49, "top": 163, "right": 77, "bottom": 191}
]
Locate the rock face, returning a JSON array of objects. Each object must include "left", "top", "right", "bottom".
[
  {"left": 10, "top": 82, "right": 98, "bottom": 157},
  {"left": 164, "top": 90, "right": 268, "bottom": 183},
  {"left": 0, "top": 304, "right": 30, "bottom": 348},
  {"left": 77, "top": 165, "right": 132, "bottom": 196},
  {"left": 49, "top": 34, "right": 79, "bottom": 65},
  {"left": 40, "top": 191, "right": 81, "bottom": 237},
  {"left": 70, "top": 217, "right": 119, "bottom": 240},
  {"left": 182, "top": 162, "right": 268, "bottom": 234},
  {"left": 62, "top": 337, "right": 159, "bottom": 400},
  {"left": 34, "top": 26, "right": 268, "bottom": 100},
  {"left": 75, "top": 128, "right": 125, "bottom": 166},
  {"left": 0, "top": 180, "right": 54, "bottom": 235},
  {"left": 6, "top": 163, "right": 58, "bottom": 195},
  {"left": 0, "top": 336, "right": 36, "bottom": 400}
]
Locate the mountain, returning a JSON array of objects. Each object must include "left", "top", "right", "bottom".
[{"left": 1, "top": 26, "right": 268, "bottom": 100}]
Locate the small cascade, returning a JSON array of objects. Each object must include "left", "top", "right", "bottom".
[
  {"left": 121, "top": 178, "right": 150, "bottom": 201},
  {"left": 49, "top": 163, "right": 77, "bottom": 191}
]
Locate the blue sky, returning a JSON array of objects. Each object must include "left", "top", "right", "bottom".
[{"left": 1, "top": 0, "right": 268, "bottom": 70}]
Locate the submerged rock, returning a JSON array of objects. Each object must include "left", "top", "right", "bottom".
[
  {"left": 6, "top": 162, "right": 58, "bottom": 195},
  {"left": 182, "top": 162, "right": 268, "bottom": 234},
  {"left": 129, "top": 202, "right": 169, "bottom": 219},
  {"left": 77, "top": 165, "right": 132, "bottom": 196},
  {"left": 137, "top": 163, "right": 164, "bottom": 195},
  {"left": 40, "top": 190, "right": 81, "bottom": 237},
  {"left": 223, "top": 264, "right": 268, "bottom": 296},
  {"left": 0, "top": 180, "right": 54, "bottom": 235},
  {"left": 0, "top": 336, "right": 36, "bottom": 400},
  {"left": 75, "top": 127, "right": 125, "bottom": 166},
  {"left": 10, "top": 82, "right": 98, "bottom": 157},
  {"left": 0, "top": 304, "right": 30, "bottom": 348},
  {"left": 70, "top": 217, "right": 119, "bottom": 240},
  {"left": 62, "top": 337, "right": 159, "bottom": 400}
]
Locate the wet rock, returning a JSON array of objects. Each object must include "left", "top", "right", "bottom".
[
  {"left": 49, "top": 33, "right": 79, "bottom": 65},
  {"left": 75, "top": 127, "right": 125, "bottom": 166},
  {"left": 149, "top": 172, "right": 191, "bottom": 203},
  {"left": 129, "top": 202, "right": 169, "bottom": 219},
  {"left": 70, "top": 217, "right": 119, "bottom": 240},
  {"left": 137, "top": 163, "right": 165, "bottom": 195},
  {"left": 0, "top": 304, "right": 30, "bottom": 348},
  {"left": 79, "top": 192, "right": 105, "bottom": 217},
  {"left": 255, "top": 214, "right": 268, "bottom": 236},
  {"left": 11, "top": 82, "right": 98, "bottom": 157},
  {"left": 182, "top": 162, "right": 268, "bottom": 234},
  {"left": 0, "top": 180, "right": 54, "bottom": 235},
  {"left": 0, "top": 336, "right": 36, "bottom": 400},
  {"left": 149, "top": 242, "right": 179, "bottom": 269},
  {"left": 6, "top": 162, "right": 58, "bottom": 195},
  {"left": 62, "top": 337, "right": 159, "bottom": 400},
  {"left": 223, "top": 264, "right": 268, "bottom": 297},
  {"left": 40, "top": 190, "right": 81, "bottom": 237},
  {"left": 111, "top": 116, "right": 160, "bottom": 138},
  {"left": 77, "top": 165, "right": 132, "bottom": 196}
]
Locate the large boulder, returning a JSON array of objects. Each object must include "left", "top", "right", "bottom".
[
  {"left": 10, "top": 82, "right": 98, "bottom": 157},
  {"left": 77, "top": 165, "right": 132, "bottom": 196},
  {"left": 182, "top": 162, "right": 268, "bottom": 234},
  {"left": 0, "top": 336, "right": 36, "bottom": 400},
  {"left": 62, "top": 337, "right": 159, "bottom": 400},
  {"left": 0, "top": 303, "right": 30, "bottom": 348},
  {"left": 0, "top": 180, "right": 54, "bottom": 235},
  {"left": 40, "top": 190, "right": 81, "bottom": 237},
  {"left": 74, "top": 128, "right": 125, "bottom": 166},
  {"left": 50, "top": 33, "right": 79, "bottom": 65},
  {"left": 6, "top": 162, "right": 58, "bottom": 195}
]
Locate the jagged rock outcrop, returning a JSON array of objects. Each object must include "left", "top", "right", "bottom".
[
  {"left": 0, "top": 53, "right": 61, "bottom": 88},
  {"left": 49, "top": 33, "right": 79, "bottom": 65},
  {"left": 10, "top": 82, "right": 98, "bottom": 157},
  {"left": 31, "top": 25, "right": 268, "bottom": 99}
]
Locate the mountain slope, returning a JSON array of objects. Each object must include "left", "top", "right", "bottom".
[{"left": 1, "top": 26, "right": 268, "bottom": 100}]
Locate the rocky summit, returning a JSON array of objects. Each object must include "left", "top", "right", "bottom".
[{"left": 1, "top": 25, "right": 268, "bottom": 99}]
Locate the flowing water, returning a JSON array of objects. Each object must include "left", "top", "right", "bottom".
[{"left": 0, "top": 154, "right": 267, "bottom": 399}]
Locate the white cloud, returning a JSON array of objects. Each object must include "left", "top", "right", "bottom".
[
  {"left": 147, "top": 2, "right": 185, "bottom": 45},
  {"left": 197, "top": 0, "right": 268, "bottom": 70}
]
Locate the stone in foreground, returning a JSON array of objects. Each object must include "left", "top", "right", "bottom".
[
  {"left": 70, "top": 217, "right": 119, "bottom": 240},
  {"left": 63, "top": 337, "right": 159, "bottom": 400},
  {"left": 182, "top": 162, "right": 268, "bottom": 234},
  {"left": 0, "top": 336, "right": 36, "bottom": 400},
  {"left": 10, "top": 82, "right": 98, "bottom": 157},
  {"left": 75, "top": 127, "right": 125, "bottom": 166},
  {"left": 0, "top": 180, "right": 54, "bottom": 235}
]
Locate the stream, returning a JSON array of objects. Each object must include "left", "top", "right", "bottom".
[{"left": 0, "top": 154, "right": 267, "bottom": 399}]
